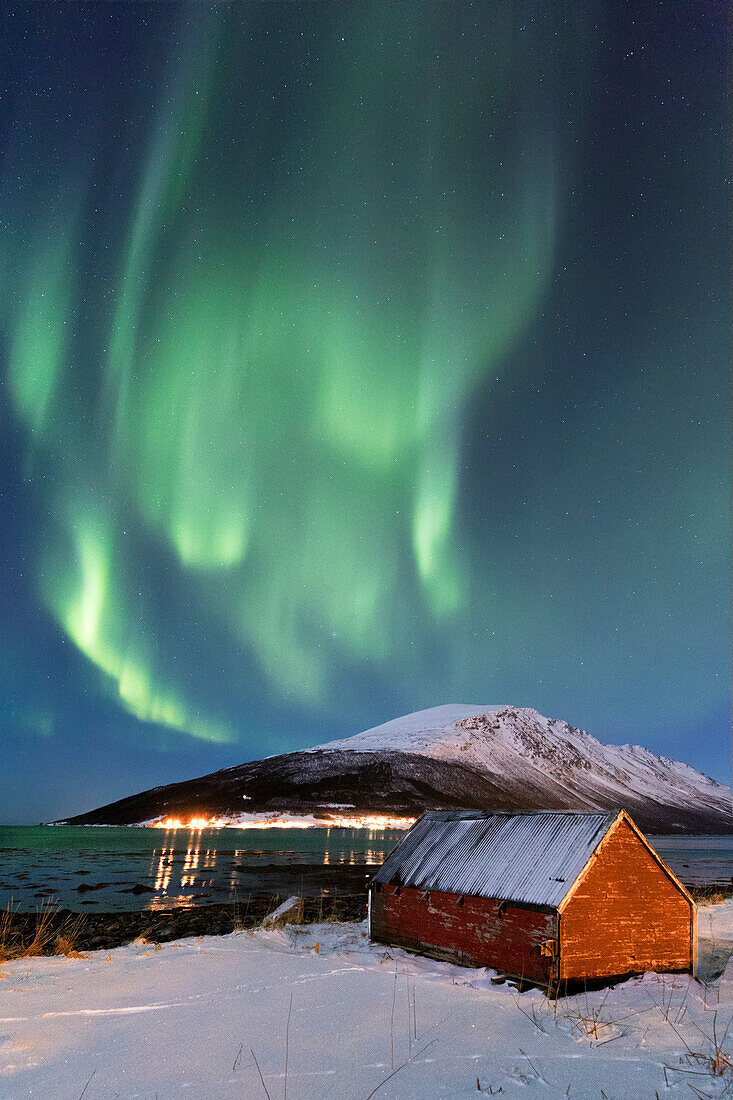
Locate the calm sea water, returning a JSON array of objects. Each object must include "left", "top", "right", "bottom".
[
  {"left": 0, "top": 826, "right": 730, "bottom": 913},
  {"left": 651, "top": 835, "right": 733, "bottom": 892},
  {"left": 0, "top": 825, "right": 404, "bottom": 913}
]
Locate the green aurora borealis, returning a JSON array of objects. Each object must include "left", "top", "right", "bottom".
[{"left": 0, "top": 3, "right": 728, "bottom": 820}]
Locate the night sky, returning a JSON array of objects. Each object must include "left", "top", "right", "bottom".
[{"left": 0, "top": 3, "right": 728, "bottom": 824}]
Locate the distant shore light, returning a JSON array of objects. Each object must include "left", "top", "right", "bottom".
[{"left": 146, "top": 813, "right": 416, "bottom": 831}]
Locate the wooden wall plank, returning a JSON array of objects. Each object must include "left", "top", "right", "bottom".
[
  {"left": 371, "top": 884, "right": 556, "bottom": 984},
  {"left": 559, "top": 818, "right": 692, "bottom": 981}
]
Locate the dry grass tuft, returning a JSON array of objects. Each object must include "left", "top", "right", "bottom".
[
  {"left": 691, "top": 886, "right": 733, "bottom": 907},
  {"left": 131, "top": 931, "right": 163, "bottom": 951},
  {"left": 0, "top": 901, "right": 87, "bottom": 962},
  {"left": 55, "top": 913, "right": 88, "bottom": 958},
  {"left": 700, "top": 892, "right": 728, "bottom": 908},
  {"left": 55, "top": 938, "right": 87, "bottom": 959},
  {"left": 662, "top": 1008, "right": 733, "bottom": 1088},
  {"left": 0, "top": 901, "right": 55, "bottom": 961}
]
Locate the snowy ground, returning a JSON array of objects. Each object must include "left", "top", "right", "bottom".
[{"left": 1, "top": 901, "right": 731, "bottom": 1100}]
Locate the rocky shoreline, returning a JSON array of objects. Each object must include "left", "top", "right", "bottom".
[
  {"left": 1, "top": 892, "right": 368, "bottom": 958},
  {"left": 2, "top": 880, "right": 729, "bottom": 961}
]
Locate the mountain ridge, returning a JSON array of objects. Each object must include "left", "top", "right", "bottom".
[{"left": 57, "top": 705, "right": 732, "bottom": 834}]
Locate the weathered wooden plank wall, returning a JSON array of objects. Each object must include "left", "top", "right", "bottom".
[
  {"left": 371, "top": 883, "right": 555, "bottom": 983},
  {"left": 559, "top": 818, "right": 692, "bottom": 981}
]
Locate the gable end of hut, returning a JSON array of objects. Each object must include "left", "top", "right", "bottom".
[{"left": 556, "top": 810, "right": 696, "bottom": 982}]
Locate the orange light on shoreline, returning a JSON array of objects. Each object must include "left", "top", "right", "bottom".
[{"left": 146, "top": 813, "right": 416, "bottom": 831}]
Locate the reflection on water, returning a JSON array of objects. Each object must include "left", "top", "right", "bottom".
[
  {"left": 0, "top": 827, "right": 729, "bottom": 914},
  {"left": 0, "top": 825, "right": 405, "bottom": 913},
  {"left": 153, "top": 848, "right": 172, "bottom": 893}
]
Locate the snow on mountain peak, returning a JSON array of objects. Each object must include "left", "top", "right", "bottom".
[
  {"left": 311, "top": 704, "right": 510, "bottom": 755},
  {"left": 312, "top": 704, "right": 594, "bottom": 767},
  {"left": 310, "top": 703, "right": 731, "bottom": 822}
]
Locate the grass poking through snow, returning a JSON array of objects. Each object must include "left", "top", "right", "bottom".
[{"left": 0, "top": 900, "right": 87, "bottom": 962}]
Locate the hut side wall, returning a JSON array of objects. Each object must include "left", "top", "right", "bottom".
[
  {"left": 370, "top": 883, "right": 556, "bottom": 984},
  {"left": 559, "top": 819, "right": 693, "bottom": 982}
]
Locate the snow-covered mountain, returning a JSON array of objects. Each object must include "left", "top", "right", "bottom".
[
  {"left": 60, "top": 705, "right": 732, "bottom": 834},
  {"left": 313, "top": 705, "right": 730, "bottom": 829}
]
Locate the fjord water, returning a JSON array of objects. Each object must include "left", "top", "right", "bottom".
[
  {"left": 0, "top": 825, "right": 406, "bottom": 913},
  {"left": 0, "top": 826, "right": 730, "bottom": 914}
]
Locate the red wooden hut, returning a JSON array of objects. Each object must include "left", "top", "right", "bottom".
[{"left": 369, "top": 809, "right": 696, "bottom": 990}]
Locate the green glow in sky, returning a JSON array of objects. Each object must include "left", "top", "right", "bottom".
[
  {"left": 1, "top": 3, "right": 727, "bottom": 782},
  {"left": 9, "top": 233, "right": 73, "bottom": 439},
  {"left": 4, "top": 7, "right": 559, "bottom": 737},
  {"left": 45, "top": 517, "right": 231, "bottom": 743}
]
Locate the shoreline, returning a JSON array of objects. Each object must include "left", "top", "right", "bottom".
[
  {"left": 2, "top": 882, "right": 730, "bottom": 960},
  {"left": 0, "top": 893, "right": 367, "bottom": 957}
]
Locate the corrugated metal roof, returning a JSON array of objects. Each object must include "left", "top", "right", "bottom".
[{"left": 372, "top": 810, "right": 618, "bottom": 909}]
